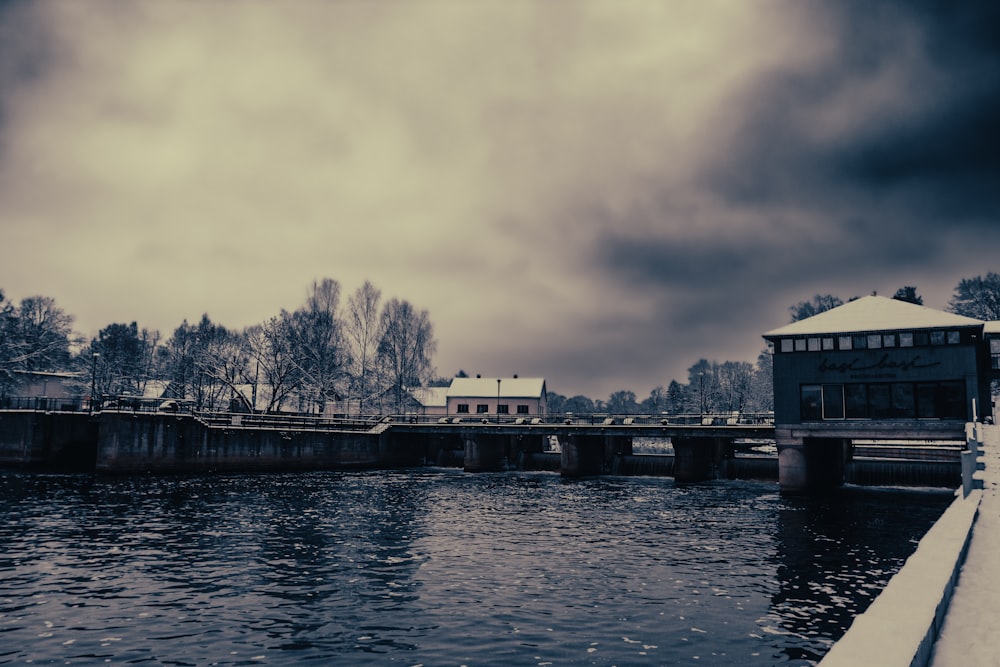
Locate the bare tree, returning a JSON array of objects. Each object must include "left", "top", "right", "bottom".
[
  {"left": 345, "top": 281, "right": 382, "bottom": 414},
  {"left": 246, "top": 317, "right": 300, "bottom": 412},
  {"left": 377, "top": 298, "right": 436, "bottom": 412},
  {"left": 286, "top": 278, "right": 347, "bottom": 414}
]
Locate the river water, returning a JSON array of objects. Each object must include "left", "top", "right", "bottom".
[{"left": 0, "top": 469, "right": 952, "bottom": 666}]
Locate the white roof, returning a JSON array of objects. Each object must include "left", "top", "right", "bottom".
[
  {"left": 764, "top": 295, "right": 984, "bottom": 337},
  {"left": 447, "top": 377, "right": 546, "bottom": 399},
  {"left": 985, "top": 321, "right": 1000, "bottom": 334},
  {"left": 410, "top": 386, "right": 449, "bottom": 407}
]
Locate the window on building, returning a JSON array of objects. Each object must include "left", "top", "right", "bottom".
[
  {"left": 822, "top": 338, "right": 835, "bottom": 351},
  {"left": 853, "top": 334, "right": 868, "bottom": 350},
  {"left": 913, "top": 332, "right": 930, "bottom": 346},
  {"left": 517, "top": 405, "right": 529, "bottom": 414},
  {"left": 869, "top": 384, "right": 892, "bottom": 419},
  {"left": 845, "top": 384, "right": 868, "bottom": 418},
  {"left": 801, "top": 385, "right": 822, "bottom": 421},
  {"left": 947, "top": 331, "right": 961, "bottom": 344},
  {"left": 882, "top": 334, "right": 896, "bottom": 348},
  {"left": 807, "top": 338, "right": 821, "bottom": 352},
  {"left": 891, "top": 383, "right": 915, "bottom": 419},
  {"left": 803, "top": 381, "right": 966, "bottom": 422},
  {"left": 930, "top": 331, "right": 946, "bottom": 345},
  {"left": 839, "top": 336, "right": 853, "bottom": 350},
  {"left": 822, "top": 384, "right": 845, "bottom": 419},
  {"left": 899, "top": 332, "right": 914, "bottom": 347},
  {"left": 457, "top": 404, "right": 469, "bottom": 413},
  {"left": 794, "top": 338, "right": 807, "bottom": 352},
  {"left": 477, "top": 404, "right": 489, "bottom": 413},
  {"left": 867, "top": 334, "right": 882, "bottom": 349},
  {"left": 781, "top": 339, "right": 794, "bottom": 353},
  {"left": 497, "top": 404, "right": 509, "bottom": 414}
]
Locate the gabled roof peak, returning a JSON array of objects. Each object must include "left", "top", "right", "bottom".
[{"left": 764, "top": 295, "right": 983, "bottom": 337}]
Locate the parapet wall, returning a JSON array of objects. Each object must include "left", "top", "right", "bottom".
[
  {"left": 94, "top": 413, "right": 425, "bottom": 473},
  {"left": 818, "top": 423, "right": 988, "bottom": 667}
]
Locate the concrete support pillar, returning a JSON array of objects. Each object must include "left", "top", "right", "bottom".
[
  {"left": 561, "top": 434, "right": 605, "bottom": 477},
  {"left": 464, "top": 433, "right": 507, "bottom": 472},
  {"left": 778, "top": 435, "right": 849, "bottom": 494},
  {"left": 673, "top": 436, "right": 733, "bottom": 482}
]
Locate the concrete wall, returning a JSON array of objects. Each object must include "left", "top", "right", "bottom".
[
  {"left": 0, "top": 411, "right": 97, "bottom": 470},
  {"left": 94, "top": 413, "right": 424, "bottom": 473}
]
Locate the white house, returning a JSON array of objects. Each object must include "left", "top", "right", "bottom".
[
  {"left": 445, "top": 376, "right": 547, "bottom": 417},
  {"left": 409, "top": 386, "right": 450, "bottom": 416}
]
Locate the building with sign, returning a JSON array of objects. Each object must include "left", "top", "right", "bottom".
[{"left": 763, "top": 295, "right": 998, "bottom": 492}]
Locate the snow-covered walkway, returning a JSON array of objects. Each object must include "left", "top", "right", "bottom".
[{"left": 931, "top": 424, "right": 1000, "bottom": 666}]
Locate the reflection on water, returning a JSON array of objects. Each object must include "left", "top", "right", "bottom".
[{"left": 0, "top": 470, "right": 951, "bottom": 665}]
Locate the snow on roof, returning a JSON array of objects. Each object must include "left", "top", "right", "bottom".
[
  {"left": 447, "top": 377, "right": 546, "bottom": 399},
  {"left": 764, "top": 295, "right": 984, "bottom": 338},
  {"left": 410, "top": 386, "right": 449, "bottom": 407}
]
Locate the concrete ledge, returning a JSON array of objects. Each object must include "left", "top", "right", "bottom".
[{"left": 819, "top": 488, "right": 982, "bottom": 667}]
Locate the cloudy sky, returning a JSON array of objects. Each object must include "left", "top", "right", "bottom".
[{"left": 1, "top": 0, "right": 998, "bottom": 399}]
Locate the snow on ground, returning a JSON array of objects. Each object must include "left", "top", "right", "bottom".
[{"left": 930, "top": 425, "right": 1000, "bottom": 666}]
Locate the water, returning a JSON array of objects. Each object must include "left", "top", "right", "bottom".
[{"left": 0, "top": 470, "right": 952, "bottom": 666}]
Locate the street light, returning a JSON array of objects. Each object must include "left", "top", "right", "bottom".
[
  {"left": 698, "top": 371, "right": 705, "bottom": 424},
  {"left": 497, "top": 378, "right": 501, "bottom": 424},
  {"left": 90, "top": 352, "right": 100, "bottom": 414}
]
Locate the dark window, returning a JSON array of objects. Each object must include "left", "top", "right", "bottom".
[
  {"left": 947, "top": 331, "right": 961, "bottom": 344},
  {"left": 822, "top": 384, "right": 844, "bottom": 419},
  {"left": 457, "top": 404, "right": 469, "bottom": 413},
  {"left": 853, "top": 334, "right": 868, "bottom": 350},
  {"left": 517, "top": 405, "right": 529, "bottom": 414},
  {"left": 869, "top": 384, "right": 892, "bottom": 419},
  {"left": 845, "top": 384, "right": 868, "bottom": 418},
  {"left": 891, "top": 383, "right": 915, "bottom": 419},
  {"left": 913, "top": 331, "right": 930, "bottom": 346},
  {"left": 497, "top": 404, "right": 509, "bottom": 414},
  {"left": 801, "top": 385, "right": 822, "bottom": 421},
  {"left": 477, "top": 404, "right": 489, "bottom": 413}
]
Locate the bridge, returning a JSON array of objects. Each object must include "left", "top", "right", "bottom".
[{"left": 0, "top": 401, "right": 967, "bottom": 490}]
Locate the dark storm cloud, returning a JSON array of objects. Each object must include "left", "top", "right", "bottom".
[
  {"left": 0, "top": 1, "right": 51, "bottom": 136},
  {"left": 711, "top": 0, "right": 1000, "bottom": 223}
]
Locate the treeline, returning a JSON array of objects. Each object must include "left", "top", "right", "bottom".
[
  {"left": 0, "top": 279, "right": 437, "bottom": 413},
  {"left": 547, "top": 352, "right": 774, "bottom": 416},
  {"left": 548, "top": 275, "right": 1000, "bottom": 416},
  {"left": 4, "top": 274, "right": 1000, "bottom": 415}
]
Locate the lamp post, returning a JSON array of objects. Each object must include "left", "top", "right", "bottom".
[
  {"left": 698, "top": 371, "right": 705, "bottom": 424},
  {"left": 497, "top": 378, "right": 501, "bottom": 424},
  {"left": 90, "top": 352, "right": 100, "bottom": 414}
]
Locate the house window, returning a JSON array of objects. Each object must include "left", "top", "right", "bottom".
[
  {"left": 794, "top": 339, "right": 807, "bottom": 352},
  {"left": 517, "top": 405, "right": 529, "bottom": 414},
  {"left": 913, "top": 332, "right": 930, "bottom": 346},
  {"left": 457, "top": 404, "right": 469, "bottom": 413},
  {"left": 477, "top": 404, "right": 489, "bottom": 413},
  {"left": 882, "top": 334, "right": 896, "bottom": 348},
  {"left": 852, "top": 334, "right": 868, "bottom": 350},
  {"left": 839, "top": 336, "right": 853, "bottom": 350},
  {"left": 867, "top": 334, "right": 882, "bottom": 349},
  {"left": 947, "top": 331, "right": 961, "bottom": 344},
  {"left": 930, "top": 331, "right": 946, "bottom": 345},
  {"left": 899, "top": 332, "right": 914, "bottom": 347},
  {"left": 807, "top": 338, "right": 821, "bottom": 352},
  {"left": 801, "top": 385, "right": 822, "bottom": 421},
  {"left": 822, "top": 338, "right": 835, "bottom": 351},
  {"left": 781, "top": 339, "right": 794, "bottom": 353},
  {"left": 497, "top": 404, "right": 509, "bottom": 414},
  {"left": 822, "top": 384, "right": 845, "bottom": 420}
]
